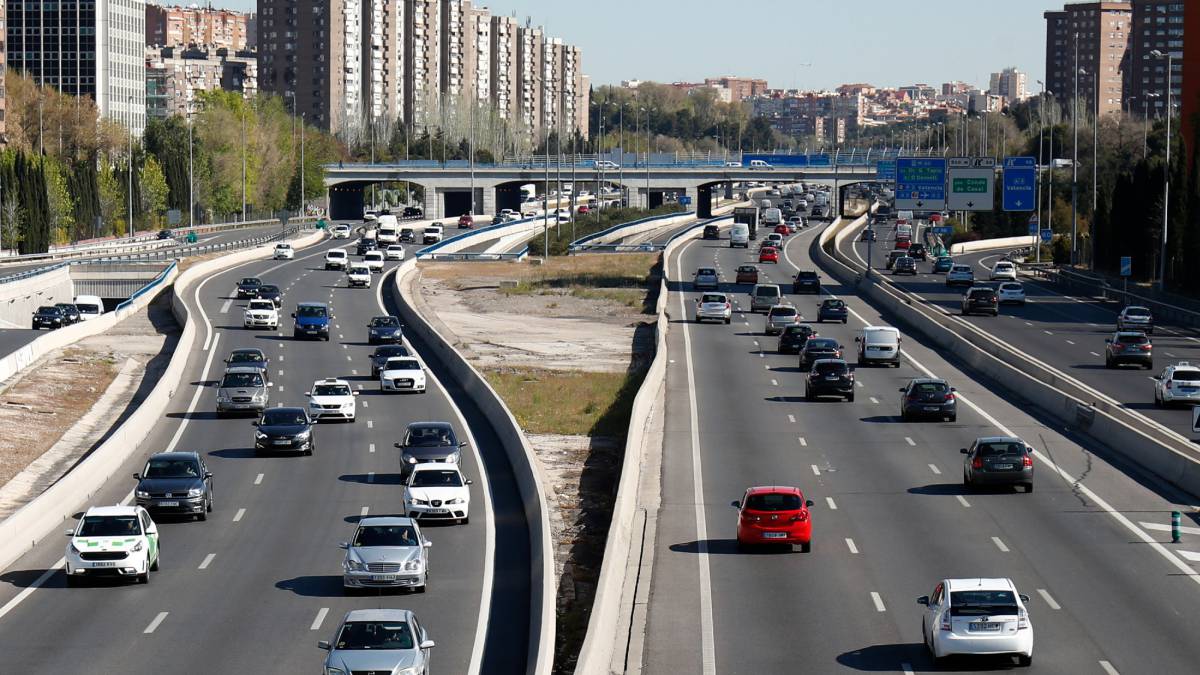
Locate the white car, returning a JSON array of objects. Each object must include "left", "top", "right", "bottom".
[
  {"left": 380, "top": 356, "right": 428, "bottom": 393},
  {"left": 595, "top": 160, "right": 620, "bottom": 170},
  {"left": 422, "top": 225, "right": 444, "bottom": 244},
  {"left": 695, "top": 293, "right": 732, "bottom": 324},
  {"left": 346, "top": 263, "right": 372, "bottom": 288},
  {"left": 332, "top": 224, "right": 351, "bottom": 239},
  {"left": 273, "top": 243, "right": 294, "bottom": 260},
  {"left": 990, "top": 261, "right": 1017, "bottom": 281},
  {"left": 385, "top": 244, "right": 406, "bottom": 261},
  {"left": 946, "top": 264, "right": 975, "bottom": 287},
  {"left": 919, "top": 578, "right": 1033, "bottom": 666},
  {"left": 243, "top": 299, "right": 280, "bottom": 329},
  {"left": 65, "top": 505, "right": 160, "bottom": 585},
  {"left": 307, "top": 378, "right": 358, "bottom": 422},
  {"left": 1154, "top": 361, "right": 1200, "bottom": 407},
  {"left": 1117, "top": 305, "right": 1154, "bottom": 334},
  {"left": 324, "top": 249, "right": 348, "bottom": 271},
  {"left": 404, "top": 463, "right": 473, "bottom": 524},
  {"left": 997, "top": 281, "right": 1026, "bottom": 305},
  {"left": 363, "top": 250, "right": 385, "bottom": 272}
]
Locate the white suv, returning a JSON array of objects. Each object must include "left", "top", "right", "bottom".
[
  {"left": 990, "top": 261, "right": 1017, "bottom": 281},
  {"left": 919, "top": 577, "right": 1033, "bottom": 666},
  {"left": 273, "top": 243, "right": 294, "bottom": 260},
  {"left": 243, "top": 299, "right": 279, "bottom": 329},
  {"left": 997, "top": 281, "right": 1026, "bottom": 305},
  {"left": 65, "top": 505, "right": 160, "bottom": 585},
  {"left": 423, "top": 224, "right": 444, "bottom": 244},
  {"left": 363, "top": 250, "right": 385, "bottom": 272},
  {"left": 1154, "top": 361, "right": 1200, "bottom": 408},
  {"left": 946, "top": 264, "right": 975, "bottom": 287},
  {"left": 324, "top": 249, "right": 348, "bottom": 271},
  {"left": 346, "top": 263, "right": 371, "bottom": 288},
  {"left": 331, "top": 224, "right": 351, "bottom": 239},
  {"left": 307, "top": 378, "right": 359, "bottom": 422}
]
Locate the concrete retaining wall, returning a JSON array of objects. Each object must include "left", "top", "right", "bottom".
[
  {"left": 574, "top": 212, "right": 697, "bottom": 249},
  {"left": 394, "top": 261, "right": 554, "bottom": 675},
  {"left": 950, "top": 234, "right": 1036, "bottom": 255},
  {"left": 0, "top": 265, "right": 75, "bottom": 328},
  {"left": 417, "top": 217, "right": 544, "bottom": 258}
]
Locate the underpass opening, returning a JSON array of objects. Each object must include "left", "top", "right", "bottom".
[
  {"left": 328, "top": 183, "right": 366, "bottom": 221},
  {"left": 494, "top": 182, "right": 527, "bottom": 215}
]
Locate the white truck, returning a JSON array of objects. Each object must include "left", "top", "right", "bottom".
[
  {"left": 761, "top": 207, "right": 783, "bottom": 228},
  {"left": 376, "top": 214, "right": 400, "bottom": 244}
]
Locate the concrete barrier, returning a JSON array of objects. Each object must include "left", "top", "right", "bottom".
[
  {"left": 570, "top": 211, "right": 697, "bottom": 251},
  {"left": 393, "top": 261, "right": 554, "bottom": 675},
  {"left": 0, "top": 228, "right": 326, "bottom": 575},
  {"left": 417, "top": 217, "right": 545, "bottom": 258},
  {"left": 0, "top": 265, "right": 76, "bottom": 329},
  {"left": 950, "top": 234, "right": 1037, "bottom": 255}
]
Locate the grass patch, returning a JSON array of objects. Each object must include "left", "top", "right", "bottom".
[{"left": 483, "top": 366, "right": 647, "bottom": 439}]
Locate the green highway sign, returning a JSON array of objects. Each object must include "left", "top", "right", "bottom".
[{"left": 952, "top": 178, "right": 989, "bottom": 193}]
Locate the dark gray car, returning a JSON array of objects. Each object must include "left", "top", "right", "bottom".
[
  {"left": 134, "top": 452, "right": 213, "bottom": 520},
  {"left": 371, "top": 345, "right": 412, "bottom": 378},
  {"left": 395, "top": 422, "right": 466, "bottom": 477},
  {"left": 899, "top": 378, "right": 957, "bottom": 422},
  {"left": 254, "top": 407, "right": 316, "bottom": 455},
  {"left": 962, "top": 436, "right": 1034, "bottom": 492}
]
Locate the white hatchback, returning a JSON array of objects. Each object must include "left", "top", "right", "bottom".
[
  {"left": 997, "top": 281, "right": 1026, "bottom": 305},
  {"left": 385, "top": 244, "right": 406, "bottom": 261},
  {"left": 404, "top": 463, "right": 473, "bottom": 524},
  {"left": 990, "top": 261, "right": 1017, "bottom": 281},
  {"left": 380, "top": 357, "right": 427, "bottom": 393},
  {"left": 307, "top": 378, "right": 358, "bottom": 422},
  {"left": 919, "top": 578, "right": 1033, "bottom": 667},
  {"left": 363, "top": 250, "right": 385, "bottom": 272},
  {"left": 332, "top": 224, "right": 351, "bottom": 239},
  {"left": 273, "top": 243, "right": 294, "bottom": 260}
]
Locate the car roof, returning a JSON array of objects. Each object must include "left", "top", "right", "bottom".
[
  {"left": 945, "top": 578, "right": 1017, "bottom": 593},
  {"left": 83, "top": 505, "right": 140, "bottom": 517},
  {"left": 224, "top": 366, "right": 265, "bottom": 375},
  {"left": 1115, "top": 330, "right": 1148, "bottom": 338},
  {"left": 230, "top": 347, "right": 265, "bottom": 355},
  {"left": 264, "top": 406, "right": 307, "bottom": 414},
  {"left": 974, "top": 436, "right": 1024, "bottom": 444},
  {"left": 407, "top": 421, "right": 452, "bottom": 430},
  {"left": 357, "top": 516, "right": 417, "bottom": 527},
  {"left": 297, "top": 302, "right": 329, "bottom": 308},
  {"left": 342, "top": 608, "right": 415, "bottom": 623}
]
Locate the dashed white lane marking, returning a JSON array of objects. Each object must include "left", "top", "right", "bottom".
[
  {"left": 278, "top": 385, "right": 284, "bottom": 392},
  {"left": 360, "top": 506, "right": 370, "bottom": 517},
  {"left": 956, "top": 495, "right": 971, "bottom": 508},
  {"left": 798, "top": 437, "right": 807, "bottom": 447},
  {"left": 1066, "top": 339, "right": 1076, "bottom": 345},
  {"left": 346, "top": 356, "right": 352, "bottom": 361},
  {"left": 869, "top": 396, "right": 879, "bottom": 404},
  {"left": 901, "top": 664, "right": 915, "bottom": 675},
  {"left": 904, "top": 437, "right": 916, "bottom": 446},
  {"left": 992, "top": 536, "right": 1010, "bottom": 553},
  {"left": 310, "top": 608, "right": 330, "bottom": 631},
  {"left": 787, "top": 414, "right": 796, "bottom": 424},
  {"left": 254, "top": 473, "right": 264, "bottom": 485},
  {"left": 1043, "top": 330, "right": 1054, "bottom": 336},
  {"left": 1164, "top": 352, "right": 1177, "bottom": 358},
  {"left": 198, "top": 554, "right": 215, "bottom": 570},
  {"left": 339, "top": 334, "right": 344, "bottom": 339},
  {"left": 826, "top": 497, "right": 837, "bottom": 510},
  {"left": 1025, "top": 321, "right": 1033, "bottom": 326},
  {"left": 362, "top": 401, "right": 369, "bottom": 408},
  {"left": 367, "top": 471, "right": 376, "bottom": 484},
  {"left": 770, "top": 379, "right": 778, "bottom": 386},
  {"left": 1090, "top": 351, "right": 1101, "bottom": 357},
  {"left": 1089, "top": 322, "right": 1100, "bottom": 327},
  {"left": 232, "top": 508, "right": 246, "bottom": 522},
  {"left": 351, "top": 369, "right": 358, "bottom": 375},
  {"left": 144, "top": 612, "right": 169, "bottom": 634},
  {"left": 870, "top": 592, "right": 886, "bottom": 612},
  {"left": 342, "top": 345, "right": 348, "bottom": 350},
  {"left": 845, "top": 538, "right": 859, "bottom": 554},
  {"left": 278, "top": 343, "right": 284, "bottom": 348},
  {"left": 369, "top": 443, "right": 376, "bottom": 453},
  {"left": 367, "top": 420, "right": 374, "bottom": 429},
  {"left": 278, "top": 369, "right": 284, "bottom": 376},
  {"left": 811, "top": 465, "right": 821, "bottom": 476},
  {"left": 928, "top": 464, "right": 941, "bottom": 475},
  {"left": 219, "top": 299, "right": 233, "bottom": 314},
  {"left": 856, "top": 381, "right": 864, "bottom": 388},
  {"left": 278, "top": 355, "right": 284, "bottom": 362},
  {"left": 1099, "top": 660, "right": 1120, "bottom": 675},
  {"left": 1037, "top": 588, "right": 1061, "bottom": 610}
]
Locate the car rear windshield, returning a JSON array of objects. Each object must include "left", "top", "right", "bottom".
[
  {"left": 807, "top": 339, "right": 839, "bottom": 350},
  {"left": 144, "top": 458, "right": 201, "bottom": 478},
  {"left": 949, "top": 590, "right": 1018, "bottom": 616},
  {"left": 976, "top": 441, "right": 1026, "bottom": 456},
  {"left": 814, "top": 361, "right": 848, "bottom": 375},
  {"left": 697, "top": 268, "right": 716, "bottom": 276},
  {"left": 738, "top": 266, "right": 755, "bottom": 273},
  {"left": 221, "top": 372, "right": 264, "bottom": 388},
  {"left": 314, "top": 384, "right": 351, "bottom": 397},
  {"left": 744, "top": 493, "right": 801, "bottom": 511},
  {"left": 822, "top": 300, "right": 845, "bottom": 309},
  {"left": 970, "top": 290, "right": 996, "bottom": 299},
  {"left": 770, "top": 307, "right": 797, "bottom": 317},
  {"left": 1118, "top": 334, "right": 1149, "bottom": 344},
  {"left": 1126, "top": 307, "right": 1151, "bottom": 317},
  {"left": 755, "top": 287, "right": 780, "bottom": 297},
  {"left": 78, "top": 515, "right": 140, "bottom": 537},
  {"left": 411, "top": 469, "right": 464, "bottom": 487},
  {"left": 912, "top": 382, "right": 948, "bottom": 394},
  {"left": 1173, "top": 370, "right": 1200, "bottom": 382},
  {"left": 701, "top": 295, "right": 726, "bottom": 304},
  {"left": 784, "top": 325, "right": 813, "bottom": 336},
  {"left": 335, "top": 621, "right": 415, "bottom": 650},
  {"left": 796, "top": 272, "right": 818, "bottom": 279},
  {"left": 999, "top": 283, "right": 1023, "bottom": 291},
  {"left": 353, "top": 525, "right": 420, "bottom": 548},
  {"left": 952, "top": 266, "right": 972, "bottom": 272}
]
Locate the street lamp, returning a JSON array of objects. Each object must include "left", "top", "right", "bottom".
[{"left": 1151, "top": 49, "right": 1173, "bottom": 290}]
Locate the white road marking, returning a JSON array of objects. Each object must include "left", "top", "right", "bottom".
[
  {"left": 992, "top": 536, "right": 1010, "bottom": 552},
  {"left": 0, "top": 563, "right": 62, "bottom": 621},
  {"left": 360, "top": 506, "right": 370, "bottom": 517},
  {"left": 1099, "top": 661, "right": 1120, "bottom": 675},
  {"left": 278, "top": 355, "right": 284, "bottom": 362},
  {"left": 144, "top": 612, "right": 169, "bottom": 634},
  {"left": 787, "top": 414, "right": 796, "bottom": 424},
  {"left": 856, "top": 381, "right": 864, "bottom": 388},
  {"left": 1177, "top": 550, "right": 1200, "bottom": 562},
  {"left": 198, "top": 553, "right": 215, "bottom": 570},
  {"left": 278, "top": 343, "right": 283, "bottom": 348},
  {"left": 870, "top": 592, "right": 886, "bottom": 612},
  {"left": 928, "top": 464, "right": 941, "bottom": 475},
  {"left": 232, "top": 508, "right": 246, "bottom": 522},
  {"left": 798, "top": 437, "right": 807, "bottom": 446},
  {"left": 278, "top": 369, "right": 284, "bottom": 376},
  {"left": 1043, "top": 330, "right": 1054, "bottom": 335},
  {"left": 1025, "top": 321, "right": 1033, "bottom": 326},
  {"left": 1090, "top": 351, "right": 1101, "bottom": 357},
  {"left": 362, "top": 401, "right": 369, "bottom": 408},
  {"left": 164, "top": 333, "right": 221, "bottom": 454},
  {"left": 845, "top": 538, "right": 859, "bottom": 554},
  {"left": 219, "top": 299, "right": 233, "bottom": 314},
  {"left": 346, "top": 355, "right": 352, "bottom": 361},
  {"left": 254, "top": 473, "right": 264, "bottom": 485},
  {"left": 369, "top": 443, "right": 376, "bottom": 453},
  {"left": 1138, "top": 521, "right": 1200, "bottom": 536},
  {"left": 310, "top": 608, "right": 330, "bottom": 631},
  {"left": 826, "top": 497, "right": 837, "bottom": 510},
  {"left": 351, "top": 369, "right": 358, "bottom": 375},
  {"left": 956, "top": 495, "right": 971, "bottom": 508},
  {"left": 1066, "top": 339, "right": 1076, "bottom": 345},
  {"left": 770, "top": 379, "right": 778, "bottom": 386},
  {"left": 1037, "top": 588, "right": 1061, "bottom": 610},
  {"left": 901, "top": 664, "right": 915, "bottom": 675},
  {"left": 869, "top": 396, "right": 879, "bottom": 404},
  {"left": 367, "top": 420, "right": 374, "bottom": 429},
  {"left": 811, "top": 465, "right": 821, "bottom": 476},
  {"left": 904, "top": 437, "right": 916, "bottom": 446}
]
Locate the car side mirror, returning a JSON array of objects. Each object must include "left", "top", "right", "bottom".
[
  {"left": 132, "top": 473, "right": 141, "bottom": 480},
  {"left": 459, "top": 441, "right": 468, "bottom": 448},
  {"left": 394, "top": 442, "right": 403, "bottom": 448},
  {"left": 146, "top": 525, "right": 157, "bottom": 535},
  {"left": 252, "top": 421, "right": 260, "bottom": 427},
  {"left": 337, "top": 542, "right": 349, "bottom": 550},
  {"left": 290, "top": 313, "right": 296, "bottom": 318},
  {"left": 423, "top": 540, "right": 433, "bottom": 548},
  {"left": 204, "top": 471, "right": 213, "bottom": 479},
  {"left": 950, "top": 387, "right": 956, "bottom": 392},
  {"left": 304, "top": 391, "right": 312, "bottom": 396},
  {"left": 317, "top": 640, "right": 331, "bottom": 650},
  {"left": 959, "top": 448, "right": 969, "bottom": 454},
  {"left": 353, "top": 391, "right": 360, "bottom": 396},
  {"left": 1019, "top": 594, "right": 1030, "bottom": 602},
  {"left": 419, "top": 639, "right": 436, "bottom": 650},
  {"left": 730, "top": 500, "right": 740, "bottom": 509},
  {"left": 466, "top": 478, "right": 474, "bottom": 485},
  {"left": 854, "top": 336, "right": 861, "bottom": 342},
  {"left": 805, "top": 500, "right": 814, "bottom": 507},
  {"left": 65, "top": 529, "right": 76, "bottom": 536},
  {"left": 898, "top": 387, "right": 905, "bottom": 392},
  {"left": 917, "top": 595, "right": 930, "bottom": 606}
]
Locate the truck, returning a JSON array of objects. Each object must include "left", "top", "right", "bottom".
[
  {"left": 761, "top": 207, "right": 783, "bottom": 229},
  {"left": 733, "top": 206, "right": 759, "bottom": 241},
  {"left": 520, "top": 183, "right": 537, "bottom": 202}
]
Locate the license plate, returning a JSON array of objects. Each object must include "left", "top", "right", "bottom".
[
  {"left": 1182, "top": 387, "right": 1197, "bottom": 393},
  {"left": 970, "top": 622, "right": 1003, "bottom": 632},
  {"left": 91, "top": 562, "right": 117, "bottom": 568},
  {"left": 273, "top": 440, "right": 291, "bottom": 446},
  {"left": 993, "top": 464, "right": 1014, "bottom": 470},
  {"left": 158, "top": 501, "right": 179, "bottom": 507},
  {"left": 826, "top": 376, "right": 839, "bottom": 380},
  {"left": 762, "top": 532, "right": 787, "bottom": 539},
  {"left": 428, "top": 508, "right": 448, "bottom": 514},
  {"left": 371, "top": 575, "right": 397, "bottom": 582},
  {"left": 924, "top": 406, "right": 940, "bottom": 412}
]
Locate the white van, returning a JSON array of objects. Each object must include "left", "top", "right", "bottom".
[
  {"left": 730, "top": 223, "right": 750, "bottom": 248},
  {"left": 749, "top": 160, "right": 774, "bottom": 170},
  {"left": 855, "top": 325, "right": 901, "bottom": 367},
  {"left": 74, "top": 295, "right": 104, "bottom": 321},
  {"left": 376, "top": 214, "right": 399, "bottom": 244},
  {"left": 761, "top": 208, "right": 783, "bottom": 227}
]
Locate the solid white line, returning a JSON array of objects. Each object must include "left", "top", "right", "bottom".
[
  {"left": 956, "top": 495, "right": 971, "bottom": 508},
  {"left": 845, "top": 538, "right": 859, "bottom": 554},
  {"left": 164, "top": 333, "right": 221, "bottom": 454},
  {"left": 0, "top": 562, "right": 62, "bottom": 621},
  {"left": 928, "top": 464, "right": 941, "bottom": 475},
  {"left": 369, "top": 443, "right": 376, "bottom": 453},
  {"left": 991, "top": 536, "right": 1010, "bottom": 552},
  {"left": 905, "top": 437, "right": 916, "bottom": 446},
  {"left": 254, "top": 473, "right": 264, "bottom": 485},
  {"left": 198, "top": 553, "right": 215, "bottom": 570},
  {"left": 798, "top": 437, "right": 807, "bottom": 447},
  {"left": 1099, "top": 660, "right": 1120, "bottom": 675},
  {"left": 1037, "top": 588, "right": 1061, "bottom": 610},
  {"left": 826, "top": 497, "right": 837, "bottom": 510},
  {"left": 870, "top": 591, "right": 886, "bottom": 612},
  {"left": 144, "top": 612, "right": 169, "bottom": 634},
  {"left": 310, "top": 607, "right": 330, "bottom": 631},
  {"left": 811, "top": 465, "right": 821, "bottom": 476},
  {"left": 232, "top": 508, "right": 246, "bottom": 522}
]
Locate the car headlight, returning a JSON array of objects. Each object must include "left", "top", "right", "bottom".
[
  {"left": 188, "top": 488, "right": 204, "bottom": 498},
  {"left": 444, "top": 498, "right": 463, "bottom": 505},
  {"left": 131, "top": 541, "right": 144, "bottom": 553},
  {"left": 344, "top": 559, "right": 366, "bottom": 572},
  {"left": 69, "top": 542, "right": 81, "bottom": 555},
  {"left": 404, "top": 560, "right": 423, "bottom": 571},
  {"left": 341, "top": 402, "right": 354, "bottom": 409},
  {"left": 216, "top": 394, "right": 230, "bottom": 403},
  {"left": 252, "top": 392, "right": 266, "bottom": 401},
  {"left": 409, "top": 498, "right": 430, "bottom": 506},
  {"left": 136, "top": 490, "right": 150, "bottom": 499},
  {"left": 255, "top": 432, "right": 268, "bottom": 440},
  {"left": 295, "top": 430, "right": 311, "bottom": 440},
  {"left": 405, "top": 455, "right": 418, "bottom": 464},
  {"left": 447, "top": 450, "right": 461, "bottom": 464},
  {"left": 395, "top": 667, "right": 419, "bottom": 675}
]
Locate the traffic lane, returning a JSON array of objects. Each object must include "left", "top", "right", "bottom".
[
  {"left": 0, "top": 327, "right": 43, "bottom": 355},
  {"left": 0, "top": 234, "right": 492, "bottom": 667}
]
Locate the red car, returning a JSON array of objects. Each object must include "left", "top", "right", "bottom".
[
  {"left": 774, "top": 224, "right": 790, "bottom": 236},
  {"left": 895, "top": 238, "right": 911, "bottom": 250},
  {"left": 735, "top": 265, "right": 760, "bottom": 284},
  {"left": 759, "top": 246, "right": 779, "bottom": 264},
  {"left": 578, "top": 205, "right": 590, "bottom": 215},
  {"left": 733, "top": 486, "right": 813, "bottom": 552},
  {"left": 458, "top": 214, "right": 474, "bottom": 228}
]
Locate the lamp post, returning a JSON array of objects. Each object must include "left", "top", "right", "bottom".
[
  {"left": 127, "top": 95, "right": 134, "bottom": 240},
  {"left": 188, "top": 106, "right": 195, "bottom": 227},
  {"left": 1151, "top": 49, "right": 1173, "bottom": 290},
  {"left": 241, "top": 103, "right": 248, "bottom": 221},
  {"left": 618, "top": 101, "right": 625, "bottom": 205},
  {"left": 300, "top": 112, "right": 306, "bottom": 217},
  {"left": 645, "top": 107, "right": 652, "bottom": 211}
]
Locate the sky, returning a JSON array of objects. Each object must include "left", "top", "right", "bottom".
[{"left": 214, "top": 0, "right": 1057, "bottom": 90}]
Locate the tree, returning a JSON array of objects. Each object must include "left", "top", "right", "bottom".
[
  {"left": 97, "top": 160, "right": 125, "bottom": 237},
  {"left": 45, "top": 159, "right": 75, "bottom": 245},
  {"left": 141, "top": 155, "right": 170, "bottom": 227}
]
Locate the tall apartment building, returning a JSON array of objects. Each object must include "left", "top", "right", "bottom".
[
  {"left": 440, "top": 0, "right": 489, "bottom": 104},
  {"left": 1127, "top": 0, "right": 1185, "bottom": 117},
  {"left": 704, "top": 76, "right": 769, "bottom": 102},
  {"left": 540, "top": 37, "right": 563, "bottom": 134},
  {"left": 7, "top": 0, "right": 147, "bottom": 135},
  {"left": 146, "top": 4, "right": 250, "bottom": 50},
  {"left": 490, "top": 14, "right": 518, "bottom": 121},
  {"left": 1044, "top": 2, "right": 1132, "bottom": 117},
  {"left": 404, "top": 0, "right": 440, "bottom": 128},
  {"left": 258, "top": 0, "right": 355, "bottom": 133},
  {"left": 516, "top": 24, "right": 543, "bottom": 139},
  {"left": 146, "top": 46, "right": 257, "bottom": 120},
  {"left": 988, "top": 67, "right": 1028, "bottom": 103},
  {"left": 561, "top": 44, "right": 586, "bottom": 136},
  {"left": 361, "top": 0, "right": 404, "bottom": 129}
]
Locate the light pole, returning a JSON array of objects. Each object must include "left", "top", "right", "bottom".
[
  {"left": 300, "top": 112, "right": 306, "bottom": 217},
  {"left": 188, "top": 107, "right": 195, "bottom": 227},
  {"left": 644, "top": 107, "right": 651, "bottom": 211},
  {"left": 618, "top": 102, "right": 625, "bottom": 206},
  {"left": 1151, "top": 49, "right": 1173, "bottom": 290},
  {"left": 1072, "top": 57, "right": 1084, "bottom": 266},
  {"left": 1092, "top": 79, "right": 1099, "bottom": 269},
  {"left": 1036, "top": 82, "right": 1046, "bottom": 265},
  {"left": 127, "top": 95, "right": 134, "bottom": 240},
  {"left": 469, "top": 101, "right": 476, "bottom": 215}
]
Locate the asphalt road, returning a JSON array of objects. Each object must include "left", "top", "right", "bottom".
[
  {"left": 846, "top": 221, "right": 1200, "bottom": 442},
  {"left": 641, "top": 218, "right": 1200, "bottom": 674},
  {"left": 0, "top": 232, "right": 531, "bottom": 673}
]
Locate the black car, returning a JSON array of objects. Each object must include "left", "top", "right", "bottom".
[
  {"left": 778, "top": 324, "right": 817, "bottom": 354},
  {"left": 792, "top": 271, "right": 821, "bottom": 294},
  {"left": 402, "top": 206, "right": 423, "bottom": 219},
  {"left": 799, "top": 337, "right": 844, "bottom": 370},
  {"left": 962, "top": 436, "right": 1034, "bottom": 492},
  {"left": 236, "top": 277, "right": 263, "bottom": 299},
  {"left": 254, "top": 407, "right": 315, "bottom": 456},
  {"left": 370, "top": 345, "right": 412, "bottom": 377},
  {"left": 55, "top": 303, "right": 82, "bottom": 325},
  {"left": 860, "top": 229, "right": 876, "bottom": 242},
  {"left": 255, "top": 284, "right": 283, "bottom": 308},
  {"left": 805, "top": 359, "right": 855, "bottom": 402},
  {"left": 702, "top": 224, "right": 721, "bottom": 240},
  {"left": 395, "top": 422, "right": 468, "bottom": 477},
  {"left": 908, "top": 243, "right": 927, "bottom": 261},
  {"left": 400, "top": 228, "right": 416, "bottom": 243},
  {"left": 32, "top": 305, "right": 66, "bottom": 330},
  {"left": 816, "top": 298, "right": 848, "bottom": 324},
  {"left": 491, "top": 215, "right": 505, "bottom": 225},
  {"left": 893, "top": 256, "right": 917, "bottom": 275},
  {"left": 133, "top": 451, "right": 214, "bottom": 520},
  {"left": 157, "top": 229, "right": 174, "bottom": 240},
  {"left": 224, "top": 348, "right": 271, "bottom": 381},
  {"left": 356, "top": 238, "right": 378, "bottom": 255},
  {"left": 899, "top": 378, "right": 957, "bottom": 422},
  {"left": 961, "top": 287, "right": 999, "bottom": 316},
  {"left": 367, "top": 315, "right": 403, "bottom": 345}
]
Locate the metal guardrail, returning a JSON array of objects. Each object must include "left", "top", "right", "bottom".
[
  {"left": 422, "top": 249, "right": 530, "bottom": 262},
  {"left": 570, "top": 215, "right": 731, "bottom": 253},
  {"left": 414, "top": 216, "right": 539, "bottom": 258},
  {"left": 1017, "top": 263, "right": 1200, "bottom": 329}
]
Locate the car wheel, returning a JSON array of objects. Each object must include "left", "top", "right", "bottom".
[
  {"left": 461, "top": 516, "right": 470, "bottom": 525},
  {"left": 416, "top": 575, "right": 428, "bottom": 594},
  {"left": 197, "top": 507, "right": 207, "bottom": 522},
  {"left": 138, "top": 571, "right": 149, "bottom": 584},
  {"left": 799, "top": 541, "right": 811, "bottom": 553},
  {"left": 1017, "top": 654, "right": 1033, "bottom": 667},
  {"left": 842, "top": 318, "right": 847, "bottom": 324},
  {"left": 901, "top": 411, "right": 909, "bottom": 422},
  {"left": 1025, "top": 482, "right": 1034, "bottom": 493},
  {"left": 847, "top": 394, "right": 855, "bottom": 402},
  {"left": 151, "top": 550, "right": 160, "bottom": 571},
  {"left": 66, "top": 573, "right": 79, "bottom": 587},
  {"left": 963, "top": 471, "right": 971, "bottom": 487},
  {"left": 1155, "top": 391, "right": 1162, "bottom": 407},
  {"left": 724, "top": 318, "right": 730, "bottom": 325},
  {"left": 1105, "top": 358, "right": 1113, "bottom": 369},
  {"left": 805, "top": 390, "right": 813, "bottom": 402},
  {"left": 948, "top": 415, "right": 956, "bottom": 423}
]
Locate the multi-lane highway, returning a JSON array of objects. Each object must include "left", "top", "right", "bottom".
[
  {"left": 0, "top": 231, "right": 529, "bottom": 672},
  {"left": 640, "top": 214, "right": 1200, "bottom": 673},
  {"left": 845, "top": 221, "right": 1200, "bottom": 441}
]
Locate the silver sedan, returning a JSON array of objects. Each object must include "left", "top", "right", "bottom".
[{"left": 340, "top": 516, "right": 431, "bottom": 593}]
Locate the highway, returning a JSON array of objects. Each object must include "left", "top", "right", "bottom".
[
  {"left": 843, "top": 220, "right": 1200, "bottom": 442},
  {"left": 0, "top": 232, "right": 530, "bottom": 673},
  {"left": 640, "top": 214, "right": 1200, "bottom": 673}
]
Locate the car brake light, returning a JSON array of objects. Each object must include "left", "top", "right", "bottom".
[
  {"left": 940, "top": 614, "right": 952, "bottom": 631},
  {"left": 1017, "top": 608, "right": 1029, "bottom": 630},
  {"left": 971, "top": 456, "right": 983, "bottom": 470},
  {"left": 1023, "top": 455, "right": 1033, "bottom": 468},
  {"left": 1141, "top": 344, "right": 1152, "bottom": 351},
  {"left": 725, "top": 303, "right": 731, "bottom": 310},
  {"left": 944, "top": 392, "right": 955, "bottom": 402},
  {"left": 792, "top": 510, "right": 808, "bottom": 522}
]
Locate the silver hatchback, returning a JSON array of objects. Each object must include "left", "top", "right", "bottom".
[
  {"left": 765, "top": 304, "right": 800, "bottom": 335},
  {"left": 750, "top": 284, "right": 782, "bottom": 313}
]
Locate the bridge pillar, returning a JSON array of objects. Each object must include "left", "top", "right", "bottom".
[
  {"left": 482, "top": 187, "right": 496, "bottom": 217},
  {"left": 725, "top": 182, "right": 734, "bottom": 200},
  {"left": 424, "top": 189, "right": 441, "bottom": 219}
]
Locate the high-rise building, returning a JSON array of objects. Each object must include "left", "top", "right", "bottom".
[
  {"left": 988, "top": 67, "right": 1028, "bottom": 103},
  {"left": 1127, "top": 0, "right": 1185, "bottom": 117},
  {"left": 1044, "top": 2, "right": 1132, "bottom": 118},
  {"left": 7, "top": 0, "right": 147, "bottom": 135},
  {"left": 1183, "top": 0, "right": 1198, "bottom": 160},
  {"left": 146, "top": 4, "right": 250, "bottom": 50},
  {"left": 258, "top": 0, "right": 356, "bottom": 133},
  {"left": 440, "top": 0, "right": 489, "bottom": 104},
  {"left": 145, "top": 46, "right": 258, "bottom": 121},
  {"left": 404, "top": 0, "right": 440, "bottom": 128},
  {"left": 361, "top": 0, "right": 404, "bottom": 131},
  {"left": 490, "top": 14, "right": 518, "bottom": 121},
  {"left": 516, "top": 24, "right": 544, "bottom": 140},
  {"left": 704, "top": 76, "right": 769, "bottom": 102}
]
